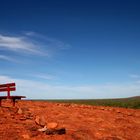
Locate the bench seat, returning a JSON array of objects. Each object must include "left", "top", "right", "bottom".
[
  {"left": 0, "top": 96, "right": 26, "bottom": 106},
  {"left": 0, "top": 96, "right": 26, "bottom": 99}
]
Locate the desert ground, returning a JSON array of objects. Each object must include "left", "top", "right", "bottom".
[{"left": 0, "top": 100, "right": 140, "bottom": 140}]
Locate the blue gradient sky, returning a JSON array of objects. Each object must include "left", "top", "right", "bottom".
[{"left": 0, "top": 0, "right": 140, "bottom": 99}]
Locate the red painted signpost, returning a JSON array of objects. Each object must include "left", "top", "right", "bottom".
[{"left": 0, "top": 83, "right": 26, "bottom": 106}]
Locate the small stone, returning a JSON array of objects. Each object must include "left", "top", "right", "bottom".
[
  {"left": 38, "top": 126, "right": 47, "bottom": 132},
  {"left": 56, "top": 128, "right": 66, "bottom": 135},
  {"left": 22, "top": 134, "right": 30, "bottom": 139},
  {"left": 100, "top": 107, "right": 105, "bottom": 110},
  {"left": 17, "top": 108, "right": 23, "bottom": 114},
  {"left": 46, "top": 128, "right": 66, "bottom": 135},
  {"left": 47, "top": 122, "right": 58, "bottom": 129},
  {"left": 26, "top": 116, "right": 33, "bottom": 120},
  {"left": 64, "top": 104, "right": 71, "bottom": 107},
  {"left": 127, "top": 113, "right": 133, "bottom": 116},
  {"left": 35, "top": 116, "right": 46, "bottom": 126},
  {"left": 20, "top": 117, "right": 26, "bottom": 121},
  {"left": 116, "top": 110, "right": 121, "bottom": 113}
]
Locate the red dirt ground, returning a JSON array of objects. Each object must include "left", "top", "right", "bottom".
[{"left": 0, "top": 100, "right": 140, "bottom": 140}]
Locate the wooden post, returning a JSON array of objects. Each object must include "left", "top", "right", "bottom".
[
  {"left": 13, "top": 99, "right": 15, "bottom": 106},
  {"left": 7, "top": 86, "right": 10, "bottom": 98},
  {"left": 0, "top": 99, "right": 1, "bottom": 107}
]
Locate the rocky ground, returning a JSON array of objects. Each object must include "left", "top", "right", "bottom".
[{"left": 0, "top": 100, "right": 140, "bottom": 140}]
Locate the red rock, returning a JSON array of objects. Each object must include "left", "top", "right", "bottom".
[
  {"left": 46, "top": 128, "right": 66, "bottom": 135},
  {"left": 38, "top": 126, "right": 47, "bottom": 132},
  {"left": 47, "top": 122, "right": 58, "bottom": 129},
  {"left": 22, "top": 134, "right": 30, "bottom": 139},
  {"left": 35, "top": 115, "right": 46, "bottom": 126},
  {"left": 17, "top": 108, "right": 23, "bottom": 114}
]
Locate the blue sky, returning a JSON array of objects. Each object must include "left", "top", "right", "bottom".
[{"left": 0, "top": 0, "right": 140, "bottom": 99}]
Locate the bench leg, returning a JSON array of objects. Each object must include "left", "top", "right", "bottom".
[
  {"left": 13, "top": 99, "right": 15, "bottom": 106},
  {"left": 0, "top": 99, "right": 1, "bottom": 107}
]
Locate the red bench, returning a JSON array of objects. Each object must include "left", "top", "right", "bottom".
[{"left": 0, "top": 83, "right": 26, "bottom": 106}]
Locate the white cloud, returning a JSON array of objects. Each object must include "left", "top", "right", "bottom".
[
  {"left": 24, "top": 31, "right": 71, "bottom": 50},
  {"left": 130, "top": 74, "right": 140, "bottom": 78},
  {"left": 23, "top": 31, "right": 36, "bottom": 36},
  {"left": 0, "top": 33, "right": 70, "bottom": 59},
  {"left": 0, "top": 55, "right": 19, "bottom": 62},
  {"left": 33, "top": 73, "right": 55, "bottom": 80},
  {"left": 136, "top": 80, "right": 140, "bottom": 84},
  {"left": 0, "top": 34, "right": 47, "bottom": 56},
  {"left": 0, "top": 75, "right": 140, "bottom": 99},
  {"left": 0, "top": 75, "right": 14, "bottom": 83}
]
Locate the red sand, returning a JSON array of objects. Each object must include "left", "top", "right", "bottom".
[{"left": 0, "top": 100, "right": 140, "bottom": 140}]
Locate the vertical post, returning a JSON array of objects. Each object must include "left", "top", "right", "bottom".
[
  {"left": 13, "top": 99, "right": 15, "bottom": 106},
  {"left": 7, "top": 86, "right": 10, "bottom": 98}
]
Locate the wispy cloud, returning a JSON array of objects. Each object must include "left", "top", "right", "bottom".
[
  {"left": 0, "top": 34, "right": 47, "bottom": 56},
  {"left": 23, "top": 31, "right": 36, "bottom": 36},
  {"left": 24, "top": 31, "right": 71, "bottom": 50},
  {"left": 32, "top": 73, "right": 55, "bottom": 80},
  {"left": 0, "top": 75, "right": 14, "bottom": 83},
  {"left": 0, "top": 32, "right": 70, "bottom": 58},
  {"left": 0, "top": 55, "right": 19, "bottom": 62},
  {"left": 130, "top": 74, "right": 140, "bottom": 78},
  {"left": 136, "top": 80, "right": 140, "bottom": 84}
]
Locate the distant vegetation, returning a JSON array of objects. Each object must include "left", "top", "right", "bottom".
[{"left": 45, "top": 96, "right": 140, "bottom": 109}]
